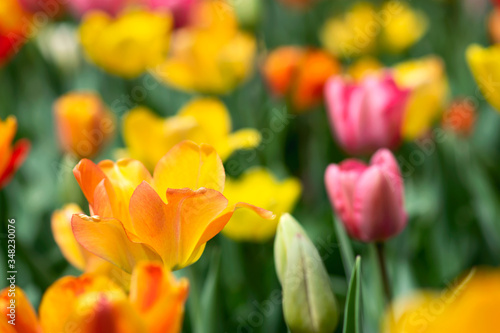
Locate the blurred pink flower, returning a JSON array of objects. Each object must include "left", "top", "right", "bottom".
[
  {"left": 324, "top": 73, "right": 410, "bottom": 155},
  {"left": 146, "top": 0, "right": 197, "bottom": 27},
  {"left": 325, "top": 149, "right": 407, "bottom": 242},
  {"left": 69, "top": 0, "right": 133, "bottom": 16}
]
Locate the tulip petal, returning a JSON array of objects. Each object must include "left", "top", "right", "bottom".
[
  {"left": 39, "top": 274, "right": 124, "bottom": 333},
  {"left": 178, "top": 98, "right": 231, "bottom": 139},
  {"left": 153, "top": 141, "right": 225, "bottom": 196},
  {"left": 73, "top": 158, "right": 107, "bottom": 205},
  {"left": 129, "top": 182, "right": 229, "bottom": 269},
  {"left": 0, "top": 287, "right": 40, "bottom": 333},
  {"left": 72, "top": 214, "right": 162, "bottom": 273},
  {"left": 130, "top": 262, "right": 189, "bottom": 333}
]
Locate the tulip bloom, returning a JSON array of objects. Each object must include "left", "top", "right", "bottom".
[
  {"left": 324, "top": 73, "right": 410, "bottom": 155},
  {"left": 72, "top": 141, "right": 273, "bottom": 272},
  {"left": 262, "top": 47, "right": 341, "bottom": 112},
  {"left": 325, "top": 149, "right": 407, "bottom": 242},
  {"left": 145, "top": 0, "right": 197, "bottom": 27},
  {"left": 123, "top": 98, "right": 261, "bottom": 170},
  {"left": 54, "top": 92, "right": 115, "bottom": 158},
  {"left": 0, "top": 0, "right": 31, "bottom": 66},
  {"left": 69, "top": 0, "right": 133, "bottom": 17},
  {"left": 80, "top": 9, "right": 172, "bottom": 78},
  {"left": 466, "top": 44, "right": 500, "bottom": 113},
  {"left": 154, "top": 1, "right": 256, "bottom": 94},
  {"left": 346, "top": 56, "right": 383, "bottom": 81},
  {"left": 383, "top": 269, "right": 500, "bottom": 333},
  {"left": 0, "top": 262, "right": 188, "bottom": 333},
  {"left": 222, "top": 168, "right": 301, "bottom": 242},
  {"left": 393, "top": 56, "right": 449, "bottom": 140},
  {"left": 442, "top": 99, "right": 476, "bottom": 136},
  {"left": 0, "top": 116, "right": 30, "bottom": 189}
]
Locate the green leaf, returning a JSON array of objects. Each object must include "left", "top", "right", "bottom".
[
  {"left": 333, "top": 214, "right": 355, "bottom": 280},
  {"left": 343, "top": 256, "right": 361, "bottom": 333}
]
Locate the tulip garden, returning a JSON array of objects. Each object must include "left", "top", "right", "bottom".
[{"left": 1, "top": 0, "right": 500, "bottom": 332}]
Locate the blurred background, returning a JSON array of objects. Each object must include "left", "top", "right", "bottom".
[{"left": 1, "top": 0, "right": 500, "bottom": 331}]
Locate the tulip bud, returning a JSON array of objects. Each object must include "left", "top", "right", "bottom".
[
  {"left": 274, "top": 214, "right": 339, "bottom": 333},
  {"left": 53, "top": 92, "right": 115, "bottom": 158},
  {"left": 324, "top": 73, "right": 410, "bottom": 155},
  {"left": 325, "top": 149, "right": 407, "bottom": 242}
]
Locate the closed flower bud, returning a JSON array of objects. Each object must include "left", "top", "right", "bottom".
[
  {"left": 325, "top": 149, "right": 407, "bottom": 242},
  {"left": 324, "top": 73, "right": 410, "bottom": 155},
  {"left": 53, "top": 92, "right": 115, "bottom": 158},
  {"left": 275, "top": 214, "right": 338, "bottom": 333}
]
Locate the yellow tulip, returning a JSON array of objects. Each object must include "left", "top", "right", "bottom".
[
  {"left": 1, "top": 261, "right": 188, "bottom": 333},
  {"left": 72, "top": 141, "right": 274, "bottom": 272},
  {"left": 153, "top": 0, "right": 256, "bottom": 94},
  {"left": 123, "top": 98, "right": 261, "bottom": 170},
  {"left": 393, "top": 56, "right": 449, "bottom": 139},
  {"left": 53, "top": 92, "right": 115, "bottom": 158},
  {"left": 79, "top": 9, "right": 172, "bottom": 78},
  {"left": 320, "top": 2, "right": 378, "bottom": 58},
  {"left": 222, "top": 168, "right": 301, "bottom": 242},
  {"left": 466, "top": 44, "right": 500, "bottom": 113},
  {"left": 346, "top": 56, "right": 384, "bottom": 81},
  {"left": 380, "top": 1, "right": 428, "bottom": 54},
  {"left": 382, "top": 269, "right": 500, "bottom": 333}
]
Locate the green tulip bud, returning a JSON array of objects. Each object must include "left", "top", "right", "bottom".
[{"left": 274, "top": 213, "right": 339, "bottom": 333}]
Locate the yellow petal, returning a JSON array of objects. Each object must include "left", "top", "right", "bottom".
[
  {"left": 153, "top": 141, "right": 225, "bottom": 197},
  {"left": 72, "top": 214, "right": 162, "bottom": 273},
  {"left": 223, "top": 168, "right": 301, "bottom": 241},
  {"left": 130, "top": 262, "right": 189, "bottom": 333},
  {"left": 39, "top": 274, "right": 124, "bottom": 333}
]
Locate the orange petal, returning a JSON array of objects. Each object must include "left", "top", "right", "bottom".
[
  {"left": 0, "top": 138, "right": 30, "bottom": 188},
  {"left": 153, "top": 141, "right": 225, "bottom": 199},
  {"left": 130, "top": 262, "right": 189, "bottom": 333},
  {"left": 129, "top": 182, "right": 228, "bottom": 269},
  {"left": 73, "top": 158, "right": 107, "bottom": 205},
  {"left": 51, "top": 203, "right": 88, "bottom": 270},
  {"left": 72, "top": 214, "right": 162, "bottom": 273},
  {"left": 39, "top": 274, "right": 123, "bottom": 333},
  {"left": 0, "top": 287, "right": 40, "bottom": 333}
]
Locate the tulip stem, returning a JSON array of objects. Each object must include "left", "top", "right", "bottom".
[{"left": 375, "top": 242, "right": 392, "bottom": 303}]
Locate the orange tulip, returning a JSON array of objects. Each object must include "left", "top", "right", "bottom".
[
  {"left": 53, "top": 92, "right": 115, "bottom": 158},
  {"left": 442, "top": 98, "right": 476, "bottom": 136},
  {"left": 0, "top": 0, "right": 32, "bottom": 66},
  {"left": 0, "top": 287, "right": 41, "bottom": 333},
  {"left": 262, "top": 47, "right": 341, "bottom": 112},
  {"left": 0, "top": 116, "right": 30, "bottom": 189},
  {"left": 71, "top": 141, "right": 274, "bottom": 272},
  {"left": 0, "top": 262, "right": 188, "bottom": 332}
]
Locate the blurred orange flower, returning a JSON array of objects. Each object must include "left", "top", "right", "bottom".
[
  {"left": 0, "top": 287, "right": 40, "bottom": 333},
  {"left": 72, "top": 141, "right": 273, "bottom": 272},
  {"left": 262, "top": 47, "right": 341, "bottom": 112},
  {"left": 0, "top": 0, "right": 31, "bottom": 66},
  {"left": 0, "top": 116, "right": 30, "bottom": 189},
  {"left": 53, "top": 92, "right": 115, "bottom": 159},
  {"left": 1, "top": 262, "right": 188, "bottom": 333},
  {"left": 489, "top": 7, "right": 500, "bottom": 44},
  {"left": 442, "top": 98, "right": 476, "bottom": 136}
]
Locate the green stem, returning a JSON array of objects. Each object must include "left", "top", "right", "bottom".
[{"left": 375, "top": 242, "right": 392, "bottom": 304}]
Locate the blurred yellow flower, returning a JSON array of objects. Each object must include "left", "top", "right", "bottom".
[
  {"left": 320, "top": 2, "right": 377, "bottom": 58},
  {"left": 154, "top": 0, "right": 256, "bottom": 94},
  {"left": 53, "top": 91, "right": 115, "bottom": 158},
  {"left": 79, "top": 9, "right": 172, "bottom": 78},
  {"left": 222, "top": 168, "right": 301, "bottom": 242},
  {"left": 382, "top": 269, "right": 500, "bottom": 333},
  {"left": 320, "top": 1, "right": 427, "bottom": 58},
  {"left": 123, "top": 98, "right": 261, "bottom": 170},
  {"left": 466, "top": 44, "right": 500, "bottom": 113},
  {"left": 346, "top": 56, "right": 383, "bottom": 81},
  {"left": 393, "top": 56, "right": 448, "bottom": 139},
  {"left": 380, "top": 1, "right": 428, "bottom": 54}
]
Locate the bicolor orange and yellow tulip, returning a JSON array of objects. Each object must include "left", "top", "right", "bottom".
[
  {"left": 1, "top": 262, "right": 188, "bottom": 333},
  {"left": 72, "top": 141, "right": 273, "bottom": 272},
  {"left": 0, "top": 116, "right": 30, "bottom": 189},
  {"left": 123, "top": 98, "right": 261, "bottom": 170},
  {"left": 222, "top": 168, "right": 301, "bottom": 242},
  {"left": 53, "top": 92, "right": 115, "bottom": 158},
  {"left": 154, "top": 0, "right": 256, "bottom": 94},
  {"left": 79, "top": 9, "right": 172, "bottom": 78}
]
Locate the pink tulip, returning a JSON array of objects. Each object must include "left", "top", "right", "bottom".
[
  {"left": 325, "top": 149, "right": 407, "bottom": 242},
  {"left": 324, "top": 73, "right": 410, "bottom": 155},
  {"left": 145, "top": 0, "right": 197, "bottom": 27},
  {"left": 68, "top": 0, "right": 133, "bottom": 16}
]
